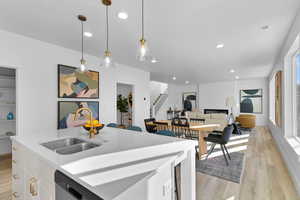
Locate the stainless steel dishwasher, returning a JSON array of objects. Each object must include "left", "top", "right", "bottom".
[{"left": 55, "top": 170, "right": 104, "bottom": 200}]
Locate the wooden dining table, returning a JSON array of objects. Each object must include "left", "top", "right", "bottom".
[{"left": 150, "top": 120, "right": 220, "bottom": 159}]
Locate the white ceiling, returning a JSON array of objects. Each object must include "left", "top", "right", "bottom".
[{"left": 0, "top": 0, "right": 299, "bottom": 84}]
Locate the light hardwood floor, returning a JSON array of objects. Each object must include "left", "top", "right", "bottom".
[
  {"left": 0, "top": 127, "right": 299, "bottom": 200},
  {"left": 196, "top": 126, "right": 300, "bottom": 200},
  {"left": 0, "top": 154, "right": 11, "bottom": 200}
]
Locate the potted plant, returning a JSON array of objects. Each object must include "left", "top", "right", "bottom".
[{"left": 117, "top": 94, "right": 129, "bottom": 127}]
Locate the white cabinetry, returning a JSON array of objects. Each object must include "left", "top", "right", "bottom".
[{"left": 12, "top": 140, "right": 55, "bottom": 200}]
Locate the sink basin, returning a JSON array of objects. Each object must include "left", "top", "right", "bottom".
[
  {"left": 41, "top": 138, "right": 85, "bottom": 150},
  {"left": 41, "top": 138, "right": 100, "bottom": 155},
  {"left": 55, "top": 143, "right": 100, "bottom": 155}
]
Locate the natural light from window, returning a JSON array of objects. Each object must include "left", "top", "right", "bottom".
[{"left": 296, "top": 54, "right": 300, "bottom": 137}]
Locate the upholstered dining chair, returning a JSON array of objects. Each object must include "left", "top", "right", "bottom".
[
  {"left": 156, "top": 130, "right": 176, "bottom": 137},
  {"left": 106, "top": 123, "right": 118, "bottom": 128},
  {"left": 127, "top": 126, "right": 143, "bottom": 132},
  {"left": 171, "top": 117, "right": 191, "bottom": 138},
  {"left": 204, "top": 125, "right": 234, "bottom": 166},
  {"left": 144, "top": 118, "right": 157, "bottom": 133},
  {"left": 154, "top": 121, "right": 169, "bottom": 132}
]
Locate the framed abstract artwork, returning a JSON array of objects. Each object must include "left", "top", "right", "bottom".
[
  {"left": 58, "top": 101, "right": 99, "bottom": 129},
  {"left": 58, "top": 64, "right": 99, "bottom": 99},
  {"left": 182, "top": 92, "right": 197, "bottom": 111},
  {"left": 240, "top": 89, "right": 263, "bottom": 114}
]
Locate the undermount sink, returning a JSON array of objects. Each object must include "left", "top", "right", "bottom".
[{"left": 41, "top": 138, "right": 100, "bottom": 155}]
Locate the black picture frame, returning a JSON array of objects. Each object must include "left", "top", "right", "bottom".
[
  {"left": 57, "top": 64, "right": 99, "bottom": 99},
  {"left": 182, "top": 92, "right": 197, "bottom": 111},
  {"left": 240, "top": 89, "right": 263, "bottom": 114},
  {"left": 57, "top": 101, "right": 99, "bottom": 130}
]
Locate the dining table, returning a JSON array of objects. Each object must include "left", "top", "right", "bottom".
[{"left": 151, "top": 120, "right": 220, "bottom": 159}]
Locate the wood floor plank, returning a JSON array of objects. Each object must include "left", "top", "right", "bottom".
[{"left": 196, "top": 126, "right": 300, "bottom": 200}]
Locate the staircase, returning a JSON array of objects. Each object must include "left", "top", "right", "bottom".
[{"left": 150, "top": 93, "right": 168, "bottom": 118}]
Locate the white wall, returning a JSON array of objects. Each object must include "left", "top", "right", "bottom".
[
  {"left": 0, "top": 29, "right": 150, "bottom": 136},
  {"left": 198, "top": 78, "right": 269, "bottom": 126},
  {"left": 268, "top": 9, "right": 300, "bottom": 194}
]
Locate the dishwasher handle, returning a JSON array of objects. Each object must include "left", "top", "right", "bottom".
[{"left": 55, "top": 170, "right": 104, "bottom": 200}]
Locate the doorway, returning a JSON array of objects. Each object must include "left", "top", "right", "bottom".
[
  {"left": 0, "top": 66, "right": 16, "bottom": 199},
  {"left": 116, "top": 83, "right": 133, "bottom": 127}
]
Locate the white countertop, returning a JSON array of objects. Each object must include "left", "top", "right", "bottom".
[{"left": 13, "top": 127, "right": 197, "bottom": 199}]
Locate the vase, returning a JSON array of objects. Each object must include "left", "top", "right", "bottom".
[{"left": 7, "top": 112, "right": 14, "bottom": 120}]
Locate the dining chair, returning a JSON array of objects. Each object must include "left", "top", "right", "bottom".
[
  {"left": 171, "top": 117, "right": 191, "bottom": 138},
  {"left": 190, "top": 118, "right": 205, "bottom": 124},
  {"left": 154, "top": 121, "right": 169, "bottom": 131},
  {"left": 106, "top": 123, "right": 118, "bottom": 128},
  {"left": 144, "top": 118, "right": 157, "bottom": 133},
  {"left": 156, "top": 130, "right": 176, "bottom": 137},
  {"left": 204, "top": 125, "right": 234, "bottom": 166},
  {"left": 127, "top": 126, "right": 143, "bottom": 132}
]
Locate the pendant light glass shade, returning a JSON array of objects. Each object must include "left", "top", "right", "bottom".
[
  {"left": 77, "top": 15, "right": 88, "bottom": 73},
  {"left": 137, "top": 0, "right": 151, "bottom": 62},
  {"left": 137, "top": 38, "right": 149, "bottom": 61},
  {"left": 100, "top": 5, "right": 115, "bottom": 68},
  {"left": 101, "top": 50, "right": 115, "bottom": 68}
]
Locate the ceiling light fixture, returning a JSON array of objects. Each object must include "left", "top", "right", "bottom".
[
  {"left": 229, "top": 69, "right": 235, "bottom": 73},
  {"left": 100, "top": 0, "right": 115, "bottom": 68},
  {"left": 77, "top": 15, "right": 88, "bottom": 72},
  {"left": 118, "top": 12, "right": 128, "bottom": 20},
  {"left": 84, "top": 32, "right": 93, "bottom": 37},
  {"left": 216, "top": 43, "right": 224, "bottom": 49},
  {"left": 137, "top": 0, "right": 151, "bottom": 62},
  {"left": 235, "top": 76, "right": 240, "bottom": 79},
  {"left": 185, "top": 81, "right": 189, "bottom": 84},
  {"left": 172, "top": 76, "right": 176, "bottom": 80},
  {"left": 151, "top": 58, "right": 157, "bottom": 63}
]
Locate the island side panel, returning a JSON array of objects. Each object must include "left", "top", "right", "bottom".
[{"left": 180, "top": 148, "right": 196, "bottom": 200}]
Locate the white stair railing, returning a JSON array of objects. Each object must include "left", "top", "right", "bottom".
[{"left": 151, "top": 93, "right": 168, "bottom": 117}]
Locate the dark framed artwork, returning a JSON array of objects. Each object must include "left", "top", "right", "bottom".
[
  {"left": 58, "top": 101, "right": 99, "bottom": 129},
  {"left": 240, "top": 89, "right": 263, "bottom": 114},
  {"left": 182, "top": 92, "right": 197, "bottom": 111},
  {"left": 58, "top": 64, "right": 99, "bottom": 99}
]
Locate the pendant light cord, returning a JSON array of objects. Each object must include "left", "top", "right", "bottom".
[
  {"left": 142, "top": 0, "right": 144, "bottom": 39},
  {"left": 106, "top": 6, "right": 109, "bottom": 52},
  {"left": 81, "top": 20, "right": 84, "bottom": 60}
]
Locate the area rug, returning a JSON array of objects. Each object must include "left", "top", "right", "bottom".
[{"left": 196, "top": 151, "right": 245, "bottom": 183}]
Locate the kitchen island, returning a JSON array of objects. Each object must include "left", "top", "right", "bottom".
[{"left": 11, "top": 127, "right": 197, "bottom": 200}]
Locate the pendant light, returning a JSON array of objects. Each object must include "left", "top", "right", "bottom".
[
  {"left": 100, "top": 0, "right": 115, "bottom": 68},
  {"left": 78, "top": 15, "right": 87, "bottom": 72},
  {"left": 137, "top": 0, "right": 150, "bottom": 62}
]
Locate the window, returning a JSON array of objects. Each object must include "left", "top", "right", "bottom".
[
  {"left": 269, "top": 71, "right": 282, "bottom": 127},
  {"left": 269, "top": 74, "right": 276, "bottom": 124},
  {"left": 294, "top": 54, "right": 300, "bottom": 137},
  {"left": 283, "top": 35, "right": 299, "bottom": 138}
]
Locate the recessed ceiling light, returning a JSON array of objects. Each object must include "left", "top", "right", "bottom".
[
  {"left": 151, "top": 58, "right": 158, "bottom": 63},
  {"left": 216, "top": 43, "right": 224, "bottom": 49},
  {"left": 185, "top": 81, "right": 189, "bottom": 84},
  {"left": 84, "top": 32, "right": 93, "bottom": 37},
  {"left": 118, "top": 12, "right": 128, "bottom": 20},
  {"left": 235, "top": 76, "right": 240, "bottom": 79},
  {"left": 229, "top": 69, "right": 235, "bottom": 73},
  {"left": 172, "top": 76, "right": 176, "bottom": 80},
  {"left": 261, "top": 25, "right": 269, "bottom": 30}
]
